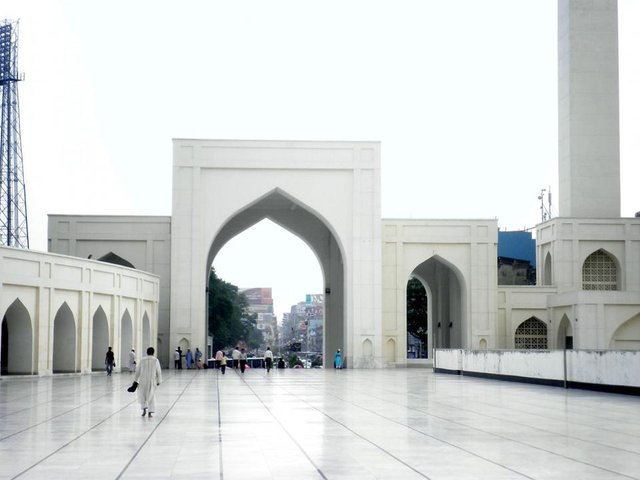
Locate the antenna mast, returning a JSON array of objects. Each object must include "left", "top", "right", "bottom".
[
  {"left": 0, "top": 19, "right": 29, "bottom": 248},
  {"left": 538, "top": 187, "right": 553, "bottom": 223}
]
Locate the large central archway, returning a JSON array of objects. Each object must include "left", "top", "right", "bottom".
[
  {"left": 411, "top": 255, "right": 466, "bottom": 350},
  {"left": 170, "top": 139, "right": 382, "bottom": 368},
  {"left": 208, "top": 189, "right": 344, "bottom": 363}
]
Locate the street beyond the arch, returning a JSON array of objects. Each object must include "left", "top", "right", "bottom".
[{"left": 1, "top": 369, "right": 639, "bottom": 479}]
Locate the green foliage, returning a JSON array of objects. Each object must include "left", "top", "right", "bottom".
[
  {"left": 287, "top": 354, "right": 303, "bottom": 368},
  {"left": 407, "top": 277, "right": 428, "bottom": 344},
  {"left": 207, "top": 269, "right": 263, "bottom": 352}
]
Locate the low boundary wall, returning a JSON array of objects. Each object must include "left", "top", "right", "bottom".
[{"left": 434, "top": 349, "right": 640, "bottom": 395}]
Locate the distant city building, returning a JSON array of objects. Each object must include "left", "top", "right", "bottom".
[
  {"left": 497, "top": 231, "right": 536, "bottom": 285},
  {"left": 241, "top": 288, "right": 277, "bottom": 349},
  {"left": 281, "top": 294, "right": 324, "bottom": 356}
]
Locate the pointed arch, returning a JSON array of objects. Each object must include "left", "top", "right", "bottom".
[
  {"left": 557, "top": 314, "right": 573, "bottom": 349},
  {"left": 543, "top": 252, "right": 552, "bottom": 285},
  {"left": 362, "top": 338, "right": 373, "bottom": 357},
  {"left": 179, "top": 337, "right": 190, "bottom": 352},
  {"left": 120, "top": 309, "right": 133, "bottom": 368},
  {"left": 53, "top": 302, "right": 76, "bottom": 373},
  {"left": 582, "top": 249, "right": 619, "bottom": 291},
  {"left": 1, "top": 299, "right": 33, "bottom": 375},
  {"left": 514, "top": 317, "right": 547, "bottom": 350},
  {"left": 206, "top": 187, "right": 345, "bottom": 365},
  {"left": 92, "top": 306, "right": 109, "bottom": 371},
  {"left": 142, "top": 311, "right": 151, "bottom": 349},
  {"left": 610, "top": 313, "right": 640, "bottom": 350},
  {"left": 406, "top": 276, "right": 428, "bottom": 358},
  {"left": 207, "top": 188, "right": 346, "bottom": 266},
  {"left": 384, "top": 338, "right": 396, "bottom": 363},
  {"left": 409, "top": 254, "right": 466, "bottom": 350}
]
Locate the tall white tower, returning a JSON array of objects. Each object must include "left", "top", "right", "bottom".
[{"left": 558, "top": 0, "right": 620, "bottom": 218}]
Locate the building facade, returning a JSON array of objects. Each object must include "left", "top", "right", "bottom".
[{"left": 9, "top": 0, "right": 638, "bottom": 374}]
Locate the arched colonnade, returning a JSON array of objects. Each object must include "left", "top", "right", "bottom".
[{"left": 0, "top": 246, "right": 160, "bottom": 376}]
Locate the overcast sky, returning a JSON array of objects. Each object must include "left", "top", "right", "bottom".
[{"left": 4, "top": 0, "right": 640, "bottom": 317}]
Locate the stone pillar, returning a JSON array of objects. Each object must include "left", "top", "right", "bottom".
[{"left": 558, "top": 0, "right": 620, "bottom": 218}]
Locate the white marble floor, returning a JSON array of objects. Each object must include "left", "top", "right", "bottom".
[{"left": 1, "top": 368, "right": 639, "bottom": 479}]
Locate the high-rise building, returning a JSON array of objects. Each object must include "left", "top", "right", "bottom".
[{"left": 240, "top": 288, "right": 276, "bottom": 349}]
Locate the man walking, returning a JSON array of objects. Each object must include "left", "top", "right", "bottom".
[
  {"left": 128, "top": 348, "right": 136, "bottom": 373},
  {"left": 134, "top": 347, "right": 162, "bottom": 418},
  {"left": 264, "top": 347, "right": 274, "bottom": 372},
  {"left": 232, "top": 346, "right": 241, "bottom": 370},
  {"left": 105, "top": 347, "right": 115, "bottom": 376},
  {"left": 174, "top": 348, "right": 180, "bottom": 369},
  {"left": 239, "top": 348, "right": 248, "bottom": 373}
]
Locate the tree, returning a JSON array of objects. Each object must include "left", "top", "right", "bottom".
[
  {"left": 406, "top": 277, "right": 428, "bottom": 345},
  {"left": 207, "top": 269, "right": 262, "bottom": 352}
]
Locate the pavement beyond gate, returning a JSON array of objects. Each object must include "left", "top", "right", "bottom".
[{"left": 1, "top": 368, "right": 639, "bottom": 479}]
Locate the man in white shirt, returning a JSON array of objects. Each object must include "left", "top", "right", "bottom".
[
  {"left": 232, "top": 346, "right": 241, "bottom": 370},
  {"left": 264, "top": 347, "right": 274, "bottom": 372}
]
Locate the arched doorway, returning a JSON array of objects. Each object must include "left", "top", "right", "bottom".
[
  {"left": 170, "top": 139, "right": 381, "bottom": 369},
  {"left": 92, "top": 307, "right": 109, "bottom": 371},
  {"left": 610, "top": 313, "right": 640, "bottom": 350},
  {"left": 1, "top": 299, "right": 33, "bottom": 375},
  {"left": 207, "top": 189, "right": 345, "bottom": 366},
  {"left": 406, "top": 277, "right": 429, "bottom": 358},
  {"left": 543, "top": 252, "right": 552, "bottom": 285},
  {"left": 120, "top": 310, "right": 133, "bottom": 368},
  {"left": 557, "top": 314, "right": 573, "bottom": 349},
  {"left": 53, "top": 303, "right": 76, "bottom": 373},
  {"left": 142, "top": 312, "right": 151, "bottom": 349},
  {"left": 410, "top": 256, "right": 465, "bottom": 349}
]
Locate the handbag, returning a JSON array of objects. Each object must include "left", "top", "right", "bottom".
[{"left": 127, "top": 381, "right": 138, "bottom": 392}]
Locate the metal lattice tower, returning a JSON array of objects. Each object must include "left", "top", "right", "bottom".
[{"left": 0, "top": 19, "right": 28, "bottom": 248}]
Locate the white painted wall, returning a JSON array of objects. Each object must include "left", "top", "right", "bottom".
[
  {"left": 433, "top": 349, "right": 463, "bottom": 372},
  {"left": 462, "top": 350, "right": 565, "bottom": 381},
  {"left": 381, "top": 219, "right": 498, "bottom": 364},
  {"left": 567, "top": 350, "right": 640, "bottom": 387},
  {"left": 48, "top": 215, "right": 171, "bottom": 367},
  {"left": 436, "top": 349, "right": 640, "bottom": 388},
  {"left": 532, "top": 218, "right": 640, "bottom": 350},
  {"left": 0, "top": 245, "right": 159, "bottom": 376}
]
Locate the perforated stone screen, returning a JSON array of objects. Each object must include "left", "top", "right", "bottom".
[{"left": 582, "top": 250, "right": 618, "bottom": 291}]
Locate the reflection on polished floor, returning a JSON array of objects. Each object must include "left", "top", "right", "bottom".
[{"left": 1, "top": 367, "right": 639, "bottom": 479}]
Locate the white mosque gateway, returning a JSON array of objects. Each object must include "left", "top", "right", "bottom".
[{"left": 2, "top": 0, "right": 640, "bottom": 374}]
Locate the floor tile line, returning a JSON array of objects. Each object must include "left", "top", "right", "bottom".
[
  {"left": 234, "top": 370, "right": 327, "bottom": 479},
  {"left": 0, "top": 375, "right": 107, "bottom": 416},
  {"left": 402, "top": 387, "right": 640, "bottom": 455},
  {"left": 115, "top": 371, "right": 199, "bottom": 480},
  {"left": 0, "top": 384, "right": 124, "bottom": 441},
  {"left": 11, "top": 397, "right": 138, "bottom": 479},
  {"left": 248, "top": 369, "right": 432, "bottom": 478},
  {"left": 391, "top": 381, "right": 640, "bottom": 455},
  {"left": 327, "top": 381, "right": 639, "bottom": 479},
  {"left": 215, "top": 369, "right": 224, "bottom": 480},
  {"left": 266, "top": 379, "right": 434, "bottom": 480},
  {"left": 448, "top": 380, "right": 640, "bottom": 430}
]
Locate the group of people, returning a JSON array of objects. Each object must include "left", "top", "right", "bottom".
[
  {"left": 213, "top": 346, "right": 247, "bottom": 374},
  {"left": 113, "top": 345, "right": 343, "bottom": 419},
  {"left": 173, "top": 347, "right": 203, "bottom": 370},
  {"left": 212, "top": 346, "right": 284, "bottom": 374},
  {"left": 104, "top": 346, "right": 138, "bottom": 375}
]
